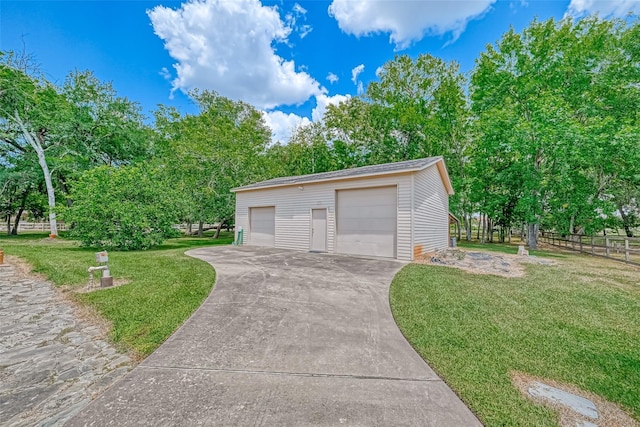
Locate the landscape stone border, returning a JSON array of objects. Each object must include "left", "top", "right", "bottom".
[{"left": 0, "top": 259, "right": 133, "bottom": 426}]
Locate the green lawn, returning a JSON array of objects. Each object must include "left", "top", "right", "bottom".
[
  {"left": 0, "top": 231, "right": 233, "bottom": 358},
  {"left": 390, "top": 246, "right": 640, "bottom": 426}
]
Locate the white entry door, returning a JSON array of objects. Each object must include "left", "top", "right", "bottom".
[
  {"left": 336, "top": 186, "right": 397, "bottom": 258},
  {"left": 310, "top": 209, "right": 327, "bottom": 252},
  {"left": 250, "top": 206, "right": 275, "bottom": 247}
]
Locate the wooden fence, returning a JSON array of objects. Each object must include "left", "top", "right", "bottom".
[
  {"left": 1, "top": 222, "right": 232, "bottom": 233},
  {"left": 540, "top": 232, "right": 640, "bottom": 266},
  {"left": 173, "top": 223, "right": 220, "bottom": 231},
  {"left": 0, "top": 222, "right": 69, "bottom": 232}
]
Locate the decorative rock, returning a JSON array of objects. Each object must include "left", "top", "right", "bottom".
[
  {"left": 528, "top": 382, "right": 599, "bottom": 420},
  {"left": 0, "top": 263, "right": 133, "bottom": 426}
]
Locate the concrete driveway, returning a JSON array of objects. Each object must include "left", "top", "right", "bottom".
[{"left": 69, "top": 246, "right": 481, "bottom": 426}]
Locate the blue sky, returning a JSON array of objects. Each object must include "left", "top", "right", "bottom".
[{"left": 2, "top": 0, "right": 638, "bottom": 143}]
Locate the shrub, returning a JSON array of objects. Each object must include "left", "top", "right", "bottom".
[{"left": 65, "top": 165, "right": 182, "bottom": 250}]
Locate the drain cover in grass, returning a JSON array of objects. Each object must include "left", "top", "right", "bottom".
[
  {"left": 513, "top": 373, "right": 639, "bottom": 427},
  {"left": 529, "top": 382, "right": 599, "bottom": 419}
]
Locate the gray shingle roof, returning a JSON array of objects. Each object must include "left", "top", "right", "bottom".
[{"left": 232, "top": 156, "right": 443, "bottom": 192}]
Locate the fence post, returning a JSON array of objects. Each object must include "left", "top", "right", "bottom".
[
  {"left": 579, "top": 236, "right": 583, "bottom": 253},
  {"left": 591, "top": 236, "right": 594, "bottom": 255},
  {"left": 625, "top": 239, "right": 630, "bottom": 262},
  {"left": 605, "top": 237, "right": 610, "bottom": 257}
]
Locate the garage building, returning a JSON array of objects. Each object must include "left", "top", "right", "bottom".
[{"left": 232, "top": 156, "right": 454, "bottom": 261}]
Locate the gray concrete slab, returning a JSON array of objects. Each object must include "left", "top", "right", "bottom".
[{"left": 69, "top": 246, "right": 481, "bottom": 426}]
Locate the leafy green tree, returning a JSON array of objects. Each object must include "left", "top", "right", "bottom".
[
  {"left": 322, "top": 54, "right": 474, "bottom": 238},
  {"left": 0, "top": 52, "right": 72, "bottom": 236},
  {"left": 266, "top": 122, "right": 335, "bottom": 177},
  {"left": 471, "top": 17, "right": 640, "bottom": 247},
  {"left": 156, "top": 90, "right": 271, "bottom": 237},
  {"left": 65, "top": 165, "right": 181, "bottom": 250},
  {"left": 0, "top": 159, "right": 45, "bottom": 234},
  {"left": 323, "top": 97, "right": 380, "bottom": 169},
  {"left": 0, "top": 52, "right": 151, "bottom": 236},
  {"left": 56, "top": 70, "right": 152, "bottom": 194}
]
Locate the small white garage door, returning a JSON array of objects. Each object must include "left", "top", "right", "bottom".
[
  {"left": 336, "top": 186, "right": 397, "bottom": 258},
  {"left": 250, "top": 206, "right": 275, "bottom": 247}
]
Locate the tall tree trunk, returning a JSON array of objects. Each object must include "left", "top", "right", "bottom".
[
  {"left": 11, "top": 208, "right": 23, "bottom": 235},
  {"left": 213, "top": 218, "right": 225, "bottom": 239},
  {"left": 59, "top": 176, "right": 73, "bottom": 207},
  {"left": 617, "top": 203, "right": 634, "bottom": 238},
  {"left": 526, "top": 223, "right": 539, "bottom": 249},
  {"left": 6, "top": 190, "right": 12, "bottom": 235},
  {"left": 187, "top": 222, "right": 192, "bottom": 235},
  {"left": 11, "top": 186, "right": 30, "bottom": 235},
  {"left": 465, "top": 214, "right": 472, "bottom": 241},
  {"left": 487, "top": 217, "right": 493, "bottom": 243},
  {"left": 198, "top": 220, "right": 204, "bottom": 237},
  {"left": 569, "top": 214, "right": 575, "bottom": 235},
  {"left": 476, "top": 215, "right": 481, "bottom": 240},
  {"left": 15, "top": 112, "right": 58, "bottom": 237},
  {"left": 481, "top": 214, "right": 486, "bottom": 244}
]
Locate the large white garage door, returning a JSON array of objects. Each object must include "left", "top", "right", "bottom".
[
  {"left": 336, "top": 186, "right": 397, "bottom": 258},
  {"left": 250, "top": 207, "right": 275, "bottom": 247}
]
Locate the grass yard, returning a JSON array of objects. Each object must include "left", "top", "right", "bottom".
[
  {"left": 0, "top": 231, "right": 233, "bottom": 358},
  {"left": 391, "top": 242, "right": 640, "bottom": 426}
]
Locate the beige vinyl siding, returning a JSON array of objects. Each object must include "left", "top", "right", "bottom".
[
  {"left": 412, "top": 165, "right": 450, "bottom": 254},
  {"left": 235, "top": 173, "right": 413, "bottom": 260}
]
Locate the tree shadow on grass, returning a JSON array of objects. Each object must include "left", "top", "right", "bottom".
[
  {"left": 154, "top": 235, "right": 233, "bottom": 251},
  {"left": 458, "top": 240, "right": 569, "bottom": 259}
]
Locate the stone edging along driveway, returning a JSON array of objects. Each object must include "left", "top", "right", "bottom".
[
  {"left": 0, "top": 260, "right": 132, "bottom": 427},
  {"left": 69, "top": 246, "right": 481, "bottom": 426}
]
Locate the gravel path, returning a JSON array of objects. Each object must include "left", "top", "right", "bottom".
[{"left": 0, "top": 260, "right": 133, "bottom": 427}]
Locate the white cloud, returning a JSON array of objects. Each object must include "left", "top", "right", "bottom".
[
  {"left": 511, "top": 0, "right": 529, "bottom": 10},
  {"left": 328, "top": 0, "right": 496, "bottom": 49},
  {"left": 351, "top": 64, "right": 365, "bottom": 85},
  {"left": 351, "top": 64, "right": 365, "bottom": 94},
  {"left": 566, "top": 0, "right": 640, "bottom": 17},
  {"left": 312, "top": 93, "right": 351, "bottom": 122},
  {"left": 375, "top": 66, "right": 384, "bottom": 77},
  {"left": 327, "top": 72, "right": 339, "bottom": 84},
  {"left": 293, "top": 3, "right": 307, "bottom": 15},
  {"left": 285, "top": 3, "right": 313, "bottom": 39},
  {"left": 299, "top": 24, "right": 313, "bottom": 38},
  {"left": 264, "top": 93, "right": 351, "bottom": 143},
  {"left": 148, "top": 0, "right": 322, "bottom": 110},
  {"left": 159, "top": 67, "right": 171, "bottom": 80},
  {"left": 263, "top": 110, "right": 311, "bottom": 144}
]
